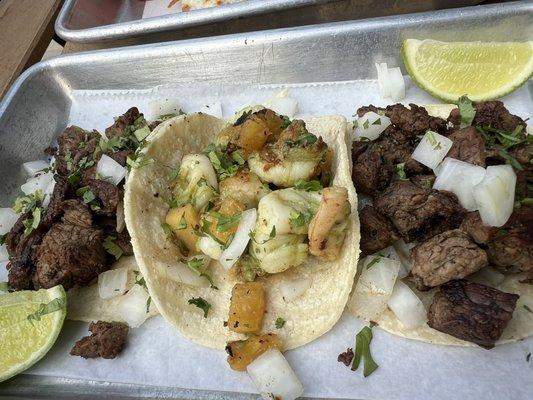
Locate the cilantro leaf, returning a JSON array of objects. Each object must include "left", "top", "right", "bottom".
[
  {"left": 275, "top": 317, "right": 286, "bottom": 329},
  {"left": 212, "top": 212, "right": 241, "bottom": 232},
  {"left": 457, "top": 95, "right": 476, "bottom": 128},
  {"left": 294, "top": 180, "right": 323, "bottom": 191},
  {"left": 394, "top": 163, "right": 407, "bottom": 180},
  {"left": 366, "top": 256, "right": 381, "bottom": 270},
  {"left": 289, "top": 211, "right": 312, "bottom": 229},
  {"left": 161, "top": 222, "right": 173, "bottom": 238},
  {"left": 103, "top": 236, "right": 123, "bottom": 260},
  {"left": 27, "top": 298, "right": 65, "bottom": 326},
  {"left": 23, "top": 207, "right": 41, "bottom": 236},
  {"left": 133, "top": 270, "right": 147, "bottom": 289},
  {"left": 186, "top": 257, "right": 218, "bottom": 289},
  {"left": 351, "top": 326, "right": 378, "bottom": 377},
  {"left": 188, "top": 297, "right": 211, "bottom": 318},
  {"left": 524, "top": 304, "right": 533, "bottom": 313}
]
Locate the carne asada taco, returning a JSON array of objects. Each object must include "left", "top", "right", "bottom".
[
  {"left": 348, "top": 100, "right": 533, "bottom": 348},
  {"left": 124, "top": 109, "right": 359, "bottom": 350}
]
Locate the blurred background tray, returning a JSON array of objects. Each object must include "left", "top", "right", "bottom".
[{"left": 56, "top": 0, "right": 483, "bottom": 44}]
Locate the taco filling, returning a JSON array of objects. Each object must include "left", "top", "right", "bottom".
[{"left": 349, "top": 99, "right": 532, "bottom": 348}]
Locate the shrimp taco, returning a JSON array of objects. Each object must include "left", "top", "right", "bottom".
[{"left": 124, "top": 109, "right": 359, "bottom": 354}]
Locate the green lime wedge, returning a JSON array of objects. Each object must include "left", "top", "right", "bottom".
[
  {"left": 402, "top": 39, "right": 533, "bottom": 102},
  {"left": 0, "top": 285, "right": 66, "bottom": 382}
]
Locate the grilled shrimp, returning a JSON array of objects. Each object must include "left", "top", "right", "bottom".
[{"left": 308, "top": 187, "right": 351, "bottom": 261}]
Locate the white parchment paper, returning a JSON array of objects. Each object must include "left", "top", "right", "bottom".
[{"left": 26, "top": 80, "right": 533, "bottom": 399}]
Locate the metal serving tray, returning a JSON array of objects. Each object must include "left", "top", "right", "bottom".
[
  {"left": 55, "top": 0, "right": 482, "bottom": 43},
  {"left": 2, "top": 2, "right": 532, "bottom": 398}
]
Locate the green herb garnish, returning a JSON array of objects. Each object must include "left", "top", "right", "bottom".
[
  {"left": 294, "top": 180, "right": 323, "bottom": 191},
  {"left": 13, "top": 190, "right": 44, "bottom": 214},
  {"left": 523, "top": 304, "right": 533, "bottom": 313},
  {"left": 133, "top": 270, "right": 147, "bottom": 288},
  {"left": 168, "top": 164, "right": 181, "bottom": 181},
  {"left": 351, "top": 326, "right": 378, "bottom": 377},
  {"left": 275, "top": 317, "right": 286, "bottom": 329},
  {"left": 103, "top": 236, "right": 123, "bottom": 260},
  {"left": 213, "top": 212, "right": 242, "bottom": 232},
  {"left": 22, "top": 207, "right": 41, "bottom": 236},
  {"left": 425, "top": 131, "right": 441, "bottom": 150},
  {"left": 289, "top": 211, "right": 312, "bottom": 229},
  {"left": 161, "top": 222, "right": 173, "bottom": 238},
  {"left": 188, "top": 297, "right": 211, "bottom": 318},
  {"left": 457, "top": 95, "right": 476, "bottom": 128},
  {"left": 187, "top": 257, "right": 218, "bottom": 289},
  {"left": 27, "top": 298, "right": 64, "bottom": 326},
  {"left": 205, "top": 144, "right": 243, "bottom": 180},
  {"left": 394, "top": 163, "right": 407, "bottom": 180},
  {"left": 366, "top": 257, "right": 381, "bottom": 270}
]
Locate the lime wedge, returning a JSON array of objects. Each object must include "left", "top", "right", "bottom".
[
  {"left": 0, "top": 285, "right": 66, "bottom": 382},
  {"left": 402, "top": 39, "right": 533, "bottom": 102}
]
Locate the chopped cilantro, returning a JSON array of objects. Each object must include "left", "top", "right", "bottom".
[
  {"left": 13, "top": 190, "right": 44, "bottom": 214},
  {"left": 0, "top": 234, "right": 6, "bottom": 246},
  {"left": 158, "top": 113, "right": 179, "bottom": 121},
  {"left": 289, "top": 211, "right": 312, "bottom": 229},
  {"left": 23, "top": 207, "right": 41, "bottom": 236},
  {"left": 213, "top": 212, "right": 241, "bottom": 232},
  {"left": 133, "top": 125, "right": 151, "bottom": 142},
  {"left": 280, "top": 115, "right": 291, "bottom": 129},
  {"left": 146, "top": 296, "right": 152, "bottom": 314},
  {"left": 521, "top": 198, "right": 533, "bottom": 206},
  {"left": 362, "top": 119, "right": 370, "bottom": 130},
  {"left": 133, "top": 270, "right": 147, "bottom": 288},
  {"left": 205, "top": 144, "right": 243, "bottom": 180},
  {"left": 523, "top": 304, "right": 533, "bottom": 313},
  {"left": 168, "top": 164, "right": 181, "bottom": 181},
  {"left": 187, "top": 257, "right": 217, "bottom": 289},
  {"left": 457, "top": 95, "right": 476, "bottom": 128},
  {"left": 288, "top": 133, "right": 318, "bottom": 146},
  {"left": 294, "top": 179, "right": 323, "bottom": 191},
  {"left": 27, "top": 298, "right": 65, "bottom": 326},
  {"left": 76, "top": 186, "right": 97, "bottom": 205},
  {"left": 176, "top": 215, "right": 187, "bottom": 230},
  {"left": 234, "top": 110, "right": 252, "bottom": 126},
  {"left": 275, "top": 317, "right": 286, "bottom": 329},
  {"left": 161, "top": 222, "right": 173, "bottom": 238},
  {"left": 188, "top": 297, "right": 211, "bottom": 318},
  {"left": 371, "top": 118, "right": 382, "bottom": 126},
  {"left": 366, "top": 256, "right": 381, "bottom": 270},
  {"left": 498, "top": 149, "right": 523, "bottom": 171},
  {"left": 394, "top": 163, "right": 407, "bottom": 180},
  {"left": 351, "top": 326, "right": 378, "bottom": 377},
  {"left": 126, "top": 152, "right": 153, "bottom": 170},
  {"left": 249, "top": 225, "right": 276, "bottom": 244},
  {"left": 231, "top": 151, "right": 246, "bottom": 165},
  {"left": 103, "top": 236, "right": 123, "bottom": 260},
  {"left": 425, "top": 131, "right": 442, "bottom": 150}
]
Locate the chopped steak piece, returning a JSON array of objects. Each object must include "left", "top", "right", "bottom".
[
  {"left": 487, "top": 205, "right": 533, "bottom": 275},
  {"left": 386, "top": 103, "right": 447, "bottom": 138},
  {"left": 410, "top": 174, "right": 436, "bottom": 190},
  {"left": 460, "top": 211, "right": 498, "bottom": 245},
  {"left": 106, "top": 149, "right": 133, "bottom": 167},
  {"left": 56, "top": 126, "right": 100, "bottom": 178},
  {"left": 70, "top": 321, "right": 128, "bottom": 359},
  {"left": 410, "top": 229, "right": 488, "bottom": 290},
  {"left": 428, "top": 280, "right": 519, "bottom": 348},
  {"left": 448, "top": 101, "right": 527, "bottom": 133},
  {"left": 511, "top": 143, "right": 533, "bottom": 175},
  {"left": 360, "top": 206, "right": 399, "bottom": 257},
  {"left": 447, "top": 127, "right": 486, "bottom": 167},
  {"left": 42, "top": 176, "right": 70, "bottom": 226},
  {"left": 87, "top": 180, "right": 122, "bottom": 217},
  {"left": 337, "top": 348, "right": 354, "bottom": 366},
  {"left": 33, "top": 200, "right": 107, "bottom": 289},
  {"left": 7, "top": 228, "right": 46, "bottom": 290},
  {"left": 351, "top": 140, "right": 369, "bottom": 161},
  {"left": 105, "top": 107, "right": 141, "bottom": 139},
  {"left": 374, "top": 181, "right": 466, "bottom": 243},
  {"left": 356, "top": 105, "right": 383, "bottom": 118},
  {"left": 5, "top": 211, "right": 31, "bottom": 256}
]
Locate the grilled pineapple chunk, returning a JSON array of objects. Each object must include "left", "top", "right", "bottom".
[
  {"left": 228, "top": 282, "right": 266, "bottom": 334},
  {"left": 166, "top": 204, "right": 200, "bottom": 252},
  {"left": 226, "top": 333, "right": 282, "bottom": 371}
]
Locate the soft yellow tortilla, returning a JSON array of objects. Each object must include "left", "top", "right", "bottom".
[
  {"left": 124, "top": 113, "right": 360, "bottom": 350},
  {"left": 349, "top": 104, "right": 533, "bottom": 346}
]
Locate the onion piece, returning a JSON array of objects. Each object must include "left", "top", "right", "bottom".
[
  {"left": 473, "top": 165, "right": 516, "bottom": 227},
  {"left": 354, "top": 111, "right": 391, "bottom": 141},
  {"left": 21, "top": 172, "right": 54, "bottom": 195},
  {"left": 348, "top": 256, "right": 400, "bottom": 321},
  {"left": 392, "top": 239, "right": 414, "bottom": 279},
  {"left": 118, "top": 284, "right": 152, "bottom": 328},
  {"left": 387, "top": 281, "right": 427, "bottom": 329},
  {"left": 42, "top": 178, "right": 56, "bottom": 209},
  {"left": 433, "top": 158, "right": 486, "bottom": 211},
  {"left": 387, "top": 67, "right": 406, "bottom": 102},
  {"left": 198, "top": 236, "right": 223, "bottom": 260},
  {"left": 0, "top": 244, "right": 8, "bottom": 263},
  {"left": 98, "top": 268, "right": 128, "bottom": 300},
  {"left": 411, "top": 131, "right": 453, "bottom": 170},
  {"left": 97, "top": 154, "right": 127, "bottom": 186},
  {"left": 247, "top": 349, "right": 304, "bottom": 400},
  {"left": 0, "top": 208, "right": 19, "bottom": 235},
  {"left": 375, "top": 62, "right": 390, "bottom": 98},
  {"left": 269, "top": 97, "right": 298, "bottom": 118},
  {"left": 163, "top": 255, "right": 211, "bottom": 287},
  {"left": 278, "top": 277, "right": 312, "bottom": 302},
  {"left": 22, "top": 160, "right": 49, "bottom": 176},
  {"left": 219, "top": 209, "right": 257, "bottom": 270},
  {"left": 200, "top": 101, "right": 223, "bottom": 118}
]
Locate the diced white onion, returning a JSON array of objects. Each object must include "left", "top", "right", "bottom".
[
  {"left": 354, "top": 111, "right": 391, "bottom": 141},
  {"left": 473, "top": 165, "right": 516, "bottom": 227},
  {"left": 97, "top": 154, "right": 127, "bottom": 186},
  {"left": 0, "top": 208, "right": 18, "bottom": 235},
  {"left": 348, "top": 256, "right": 400, "bottom": 321},
  {"left": 387, "top": 280, "right": 427, "bottom": 329},
  {"left": 164, "top": 255, "right": 211, "bottom": 287},
  {"left": 198, "top": 236, "right": 223, "bottom": 260},
  {"left": 22, "top": 160, "right": 49, "bottom": 176},
  {"left": 116, "top": 200, "right": 125, "bottom": 233},
  {"left": 98, "top": 268, "right": 128, "bottom": 300},
  {"left": 0, "top": 244, "right": 9, "bottom": 262},
  {"left": 411, "top": 131, "right": 453, "bottom": 170},
  {"left": 247, "top": 349, "right": 304, "bottom": 400},
  {"left": 387, "top": 67, "right": 406, "bottom": 102},
  {"left": 392, "top": 239, "right": 415, "bottom": 279},
  {"left": 42, "top": 178, "right": 56, "bottom": 209},
  {"left": 269, "top": 97, "right": 298, "bottom": 118},
  {"left": 375, "top": 62, "right": 390, "bottom": 98},
  {"left": 21, "top": 172, "right": 54, "bottom": 195},
  {"left": 470, "top": 266, "right": 505, "bottom": 287},
  {"left": 118, "top": 284, "right": 152, "bottom": 328},
  {"left": 433, "top": 158, "right": 486, "bottom": 211},
  {"left": 200, "top": 101, "right": 223, "bottom": 118},
  {"left": 278, "top": 277, "right": 312, "bottom": 302},
  {"left": 219, "top": 209, "right": 257, "bottom": 270},
  {"left": 181, "top": 154, "right": 219, "bottom": 190}
]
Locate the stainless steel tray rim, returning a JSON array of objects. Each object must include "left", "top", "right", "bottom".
[{"left": 55, "top": 0, "right": 331, "bottom": 42}]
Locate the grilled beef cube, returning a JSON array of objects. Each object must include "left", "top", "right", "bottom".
[
  {"left": 87, "top": 179, "right": 122, "bottom": 217},
  {"left": 460, "top": 211, "right": 498, "bottom": 245},
  {"left": 447, "top": 127, "right": 486, "bottom": 167},
  {"left": 386, "top": 103, "right": 448, "bottom": 138},
  {"left": 410, "top": 175, "right": 436, "bottom": 190},
  {"left": 487, "top": 205, "right": 533, "bottom": 276},
  {"left": 42, "top": 176, "right": 70, "bottom": 226},
  {"left": 374, "top": 181, "right": 465, "bottom": 243},
  {"left": 359, "top": 206, "right": 399, "bottom": 257},
  {"left": 511, "top": 143, "right": 533, "bottom": 175},
  {"left": 7, "top": 227, "right": 46, "bottom": 290},
  {"left": 410, "top": 229, "right": 488, "bottom": 290},
  {"left": 33, "top": 200, "right": 107, "bottom": 289},
  {"left": 105, "top": 107, "right": 141, "bottom": 139},
  {"left": 428, "top": 280, "right": 519, "bottom": 348},
  {"left": 448, "top": 101, "right": 527, "bottom": 133},
  {"left": 56, "top": 126, "right": 101, "bottom": 178},
  {"left": 356, "top": 105, "right": 383, "bottom": 118},
  {"left": 70, "top": 321, "right": 128, "bottom": 359}
]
